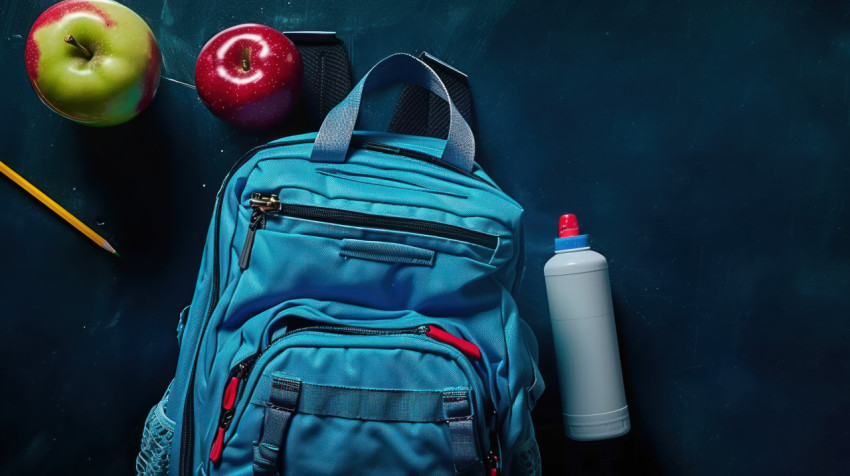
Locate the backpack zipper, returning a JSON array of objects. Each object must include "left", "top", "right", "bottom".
[
  {"left": 208, "top": 322, "right": 487, "bottom": 466},
  {"left": 237, "top": 196, "right": 273, "bottom": 270},
  {"left": 183, "top": 139, "right": 495, "bottom": 475},
  {"left": 359, "top": 140, "right": 490, "bottom": 185},
  {"left": 181, "top": 140, "right": 311, "bottom": 476},
  {"left": 208, "top": 354, "right": 259, "bottom": 465},
  {"left": 238, "top": 192, "right": 498, "bottom": 270}
]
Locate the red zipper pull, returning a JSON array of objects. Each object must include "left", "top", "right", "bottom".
[
  {"left": 222, "top": 377, "right": 239, "bottom": 410},
  {"left": 210, "top": 376, "right": 243, "bottom": 464},
  {"left": 425, "top": 326, "right": 482, "bottom": 360},
  {"left": 209, "top": 427, "right": 225, "bottom": 464}
]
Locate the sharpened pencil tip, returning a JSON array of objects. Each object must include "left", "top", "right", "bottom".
[{"left": 101, "top": 240, "right": 118, "bottom": 255}]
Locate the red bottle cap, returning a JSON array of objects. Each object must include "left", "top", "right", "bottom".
[{"left": 558, "top": 214, "right": 580, "bottom": 238}]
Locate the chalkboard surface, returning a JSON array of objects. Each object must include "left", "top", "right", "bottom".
[{"left": 1, "top": 1, "right": 848, "bottom": 474}]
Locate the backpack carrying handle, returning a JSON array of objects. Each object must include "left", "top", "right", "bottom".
[{"left": 310, "top": 53, "right": 475, "bottom": 172}]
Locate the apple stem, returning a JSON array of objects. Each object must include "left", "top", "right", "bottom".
[
  {"left": 64, "top": 35, "right": 92, "bottom": 60},
  {"left": 242, "top": 48, "right": 251, "bottom": 72}
]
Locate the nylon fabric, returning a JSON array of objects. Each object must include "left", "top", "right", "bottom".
[
  {"left": 389, "top": 52, "right": 475, "bottom": 141},
  {"left": 219, "top": 330, "right": 487, "bottom": 475},
  {"left": 286, "top": 415, "right": 456, "bottom": 475},
  {"left": 340, "top": 238, "right": 436, "bottom": 266},
  {"left": 295, "top": 383, "right": 448, "bottom": 422},
  {"left": 286, "top": 32, "right": 353, "bottom": 129},
  {"left": 146, "top": 53, "right": 543, "bottom": 476}
]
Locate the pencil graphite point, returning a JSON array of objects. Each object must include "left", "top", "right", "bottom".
[{"left": 101, "top": 240, "right": 118, "bottom": 256}]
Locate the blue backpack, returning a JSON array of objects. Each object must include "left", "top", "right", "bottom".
[{"left": 137, "top": 53, "right": 544, "bottom": 476}]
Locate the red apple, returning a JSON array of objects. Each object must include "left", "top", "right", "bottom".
[
  {"left": 195, "top": 24, "right": 303, "bottom": 128},
  {"left": 24, "top": 0, "right": 161, "bottom": 126}
]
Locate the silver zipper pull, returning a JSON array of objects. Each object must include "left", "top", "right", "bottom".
[
  {"left": 249, "top": 192, "right": 281, "bottom": 212},
  {"left": 239, "top": 193, "right": 279, "bottom": 270}
]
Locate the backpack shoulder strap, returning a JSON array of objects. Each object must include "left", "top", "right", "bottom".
[
  {"left": 388, "top": 52, "right": 475, "bottom": 140},
  {"left": 285, "top": 31, "right": 353, "bottom": 129}
]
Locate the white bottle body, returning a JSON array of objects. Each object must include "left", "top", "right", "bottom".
[{"left": 544, "top": 246, "right": 630, "bottom": 441}]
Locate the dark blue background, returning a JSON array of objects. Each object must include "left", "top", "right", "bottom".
[{"left": 2, "top": 0, "right": 848, "bottom": 474}]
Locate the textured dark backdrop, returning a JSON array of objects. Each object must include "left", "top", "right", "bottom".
[{"left": 1, "top": 0, "right": 849, "bottom": 474}]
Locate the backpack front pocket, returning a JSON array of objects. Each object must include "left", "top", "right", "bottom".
[
  {"left": 225, "top": 201, "right": 502, "bottom": 315},
  {"left": 237, "top": 192, "right": 499, "bottom": 271},
  {"left": 209, "top": 324, "right": 492, "bottom": 475}
]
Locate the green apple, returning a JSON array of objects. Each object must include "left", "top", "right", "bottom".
[{"left": 24, "top": 0, "right": 162, "bottom": 126}]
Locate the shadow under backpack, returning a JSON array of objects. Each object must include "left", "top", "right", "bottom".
[{"left": 137, "top": 53, "right": 545, "bottom": 476}]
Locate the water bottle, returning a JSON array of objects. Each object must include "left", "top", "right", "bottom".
[{"left": 543, "top": 213, "right": 630, "bottom": 441}]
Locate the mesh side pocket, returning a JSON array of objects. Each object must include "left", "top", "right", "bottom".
[
  {"left": 510, "top": 436, "right": 542, "bottom": 476},
  {"left": 136, "top": 383, "right": 175, "bottom": 476}
]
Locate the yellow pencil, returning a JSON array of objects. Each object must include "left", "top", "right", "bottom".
[{"left": 0, "top": 159, "right": 119, "bottom": 256}]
